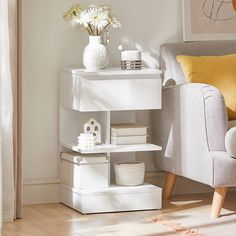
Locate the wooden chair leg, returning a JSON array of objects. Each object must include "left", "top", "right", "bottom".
[
  {"left": 211, "top": 187, "right": 228, "bottom": 218},
  {"left": 163, "top": 172, "right": 177, "bottom": 200}
]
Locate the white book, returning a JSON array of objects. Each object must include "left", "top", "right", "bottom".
[
  {"left": 111, "top": 123, "right": 148, "bottom": 137},
  {"left": 111, "top": 135, "right": 148, "bottom": 145}
]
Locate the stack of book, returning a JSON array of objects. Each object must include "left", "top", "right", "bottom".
[{"left": 111, "top": 123, "right": 148, "bottom": 145}]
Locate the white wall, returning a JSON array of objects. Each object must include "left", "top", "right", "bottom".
[{"left": 21, "top": 0, "right": 183, "bottom": 204}]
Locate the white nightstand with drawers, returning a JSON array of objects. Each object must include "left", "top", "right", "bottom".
[{"left": 59, "top": 68, "right": 163, "bottom": 214}]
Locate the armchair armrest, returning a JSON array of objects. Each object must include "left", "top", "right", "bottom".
[
  {"left": 152, "top": 83, "right": 228, "bottom": 185},
  {"left": 225, "top": 128, "right": 236, "bottom": 158},
  {"left": 188, "top": 83, "right": 228, "bottom": 151}
]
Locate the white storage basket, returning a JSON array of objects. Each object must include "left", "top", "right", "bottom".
[{"left": 114, "top": 162, "right": 145, "bottom": 186}]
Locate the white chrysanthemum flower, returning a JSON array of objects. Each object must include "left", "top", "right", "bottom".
[
  {"left": 110, "top": 15, "right": 121, "bottom": 28},
  {"left": 64, "top": 3, "right": 121, "bottom": 35},
  {"left": 69, "top": 16, "right": 80, "bottom": 26},
  {"left": 63, "top": 3, "right": 82, "bottom": 21},
  {"left": 87, "top": 8, "right": 109, "bottom": 30},
  {"left": 77, "top": 11, "right": 90, "bottom": 27}
]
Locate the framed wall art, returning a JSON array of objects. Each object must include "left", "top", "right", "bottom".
[{"left": 183, "top": 0, "right": 236, "bottom": 41}]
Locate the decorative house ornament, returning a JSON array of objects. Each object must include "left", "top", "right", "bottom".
[
  {"left": 118, "top": 45, "right": 142, "bottom": 70},
  {"left": 63, "top": 3, "right": 121, "bottom": 70},
  {"left": 84, "top": 118, "right": 101, "bottom": 144}
]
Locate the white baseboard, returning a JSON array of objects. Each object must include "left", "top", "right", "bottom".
[
  {"left": 24, "top": 172, "right": 233, "bottom": 205},
  {"left": 23, "top": 178, "right": 60, "bottom": 205}
]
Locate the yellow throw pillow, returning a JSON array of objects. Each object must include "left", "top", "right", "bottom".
[{"left": 177, "top": 54, "right": 236, "bottom": 121}]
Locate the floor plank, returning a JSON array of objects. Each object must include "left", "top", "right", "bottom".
[{"left": 3, "top": 192, "right": 236, "bottom": 236}]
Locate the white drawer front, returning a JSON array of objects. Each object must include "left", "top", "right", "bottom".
[
  {"left": 80, "top": 78, "right": 161, "bottom": 111},
  {"left": 60, "top": 73, "right": 162, "bottom": 111}
]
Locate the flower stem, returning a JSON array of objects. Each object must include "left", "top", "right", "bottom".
[
  {"left": 85, "top": 27, "right": 92, "bottom": 35},
  {"left": 88, "top": 23, "right": 94, "bottom": 35},
  {"left": 103, "top": 22, "right": 110, "bottom": 32}
]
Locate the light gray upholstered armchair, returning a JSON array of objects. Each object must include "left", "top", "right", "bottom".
[{"left": 153, "top": 41, "right": 236, "bottom": 218}]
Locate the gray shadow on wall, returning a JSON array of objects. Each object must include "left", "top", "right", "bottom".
[
  {"left": 151, "top": 43, "right": 182, "bottom": 178},
  {"left": 120, "top": 36, "right": 160, "bottom": 69}
]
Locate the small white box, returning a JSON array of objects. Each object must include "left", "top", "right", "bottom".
[{"left": 60, "top": 152, "right": 109, "bottom": 189}]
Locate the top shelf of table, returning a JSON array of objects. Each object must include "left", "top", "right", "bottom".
[{"left": 61, "top": 67, "right": 162, "bottom": 80}]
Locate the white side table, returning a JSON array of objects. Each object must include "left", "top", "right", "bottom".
[{"left": 59, "top": 68, "right": 163, "bottom": 214}]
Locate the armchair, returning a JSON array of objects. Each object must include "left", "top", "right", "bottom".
[{"left": 152, "top": 41, "right": 236, "bottom": 218}]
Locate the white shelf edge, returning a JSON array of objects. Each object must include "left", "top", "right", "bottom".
[
  {"left": 61, "top": 67, "right": 162, "bottom": 77},
  {"left": 60, "top": 183, "right": 162, "bottom": 195},
  {"left": 60, "top": 141, "right": 162, "bottom": 154}
]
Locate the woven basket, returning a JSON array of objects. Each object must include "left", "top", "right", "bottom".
[{"left": 114, "top": 162, "right": 145, "bottom": 186}]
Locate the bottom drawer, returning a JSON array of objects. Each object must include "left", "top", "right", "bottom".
[{"left": 60, "top": 183, "right": 162, "bottom": 214}]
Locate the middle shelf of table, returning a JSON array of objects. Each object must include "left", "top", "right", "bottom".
[{"left": 60, "top": 107, "right": 162, "bottom": 153}]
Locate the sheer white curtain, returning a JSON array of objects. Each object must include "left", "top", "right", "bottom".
[{"left": 0, "top": 0, "right": 17, "bottom": 223}]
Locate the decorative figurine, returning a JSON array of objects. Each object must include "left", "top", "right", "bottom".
[{"left": 84, "top": 118, "right": 101, "bottom": 144}]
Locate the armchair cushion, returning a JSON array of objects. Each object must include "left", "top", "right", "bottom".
[
  {"left": 177, "top": 54, "right": 236, "bottom": 120},
  {"left": 225, "top": 128, "right": 236, "bottom": 158}
]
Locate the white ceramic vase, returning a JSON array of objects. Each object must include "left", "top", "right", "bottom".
[{"left": 83, "top": 36, "right": 109, "bottom": 70}]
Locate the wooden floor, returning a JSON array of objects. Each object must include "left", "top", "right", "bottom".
[{"left": 3, "top": 192, "right": 236, "bottom": 236}]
